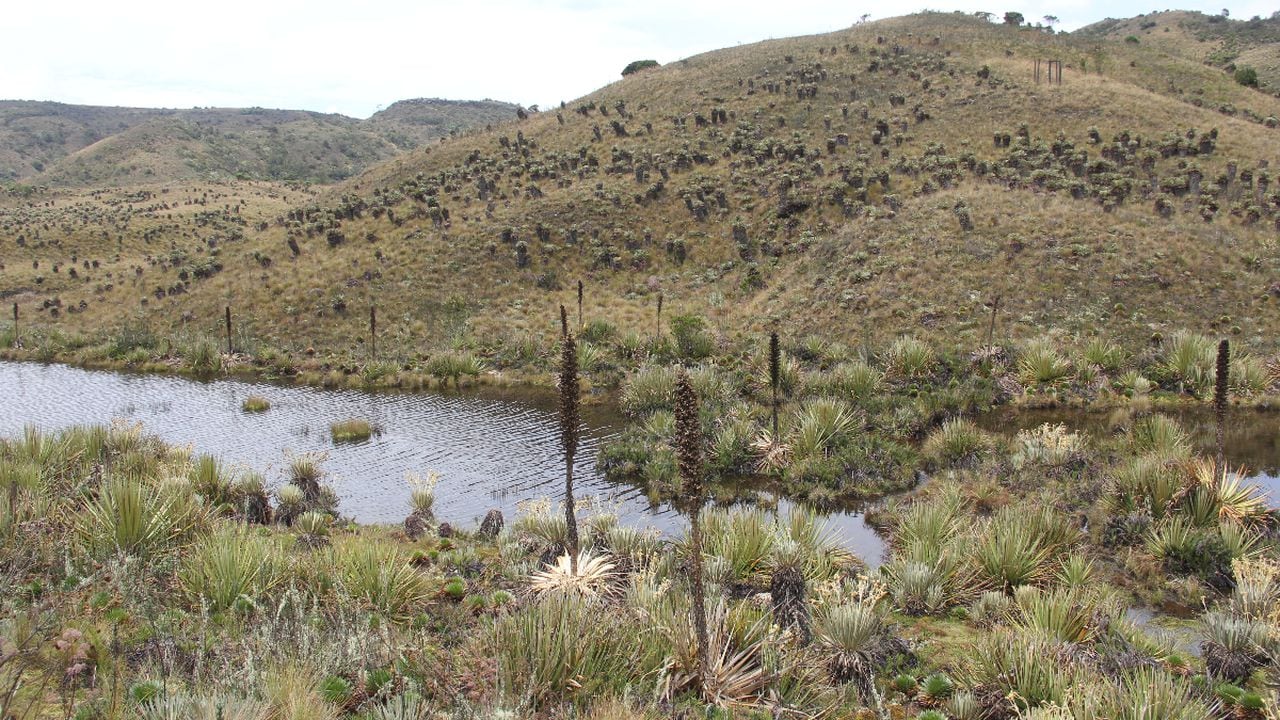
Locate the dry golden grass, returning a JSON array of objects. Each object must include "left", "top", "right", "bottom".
[{"left": 4, "top": 11, "right": 1280, "bottom": 371}]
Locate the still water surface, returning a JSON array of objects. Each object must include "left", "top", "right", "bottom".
[{"left": 0, "top": 361, "right": 888, "bottom": 563}]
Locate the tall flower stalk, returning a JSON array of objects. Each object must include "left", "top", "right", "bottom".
[
  {"left": 674, "top": 369, "right": 708, "bottom": 694},
  {"left": 769, "top": 331, "right": 781, "bottom": 438},
  {"left": 577, "top": 280, "right": 584, "bottom": 331},
  {"left": 559, "top": 305, "right": 581, "bottom": 572},
  {"left": 1215, "top": 339, "right": 1229, "bottom": 484}
]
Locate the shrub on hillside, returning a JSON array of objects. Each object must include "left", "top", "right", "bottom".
[{"left": 621, "top": 60, "right": 660, "bottom": 77}]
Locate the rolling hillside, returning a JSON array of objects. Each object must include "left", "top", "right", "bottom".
[
  {"left": 0, "top": 98, "right": 518, "bottom": 185},
  {"left": 4, "top": 11, "right": 1280, "bottom": 376},
  {"left": 1078, "top": 10, "right": 1280, "bottom": 90}
]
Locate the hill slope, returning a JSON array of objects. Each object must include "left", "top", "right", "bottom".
[
  {"left": 1077, "top": 10, "right": 1280, "bottom": 90},
  {"left": 0, "top": 99, "right": 518, "bottom": 185},
  {"left": 4, "top": 11, "right": 1280, "bottom": 375}
]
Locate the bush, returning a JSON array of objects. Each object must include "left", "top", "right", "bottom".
[
  {"left": 1235, "top": 66, "right": 1259, "bottom": 87},
  {"left": 621, "top": 59, "right": 660, "bottom": 76},
  {"left": 668, "top": 314, "right": 714, "bottom": 360}
]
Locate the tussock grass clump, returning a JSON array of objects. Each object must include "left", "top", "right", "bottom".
[
  {"left": 885, "top": 336, "right": 934, "bottom": 380},
  {"left": 407, "top": 470, "right": 438, "bottom": 515},
  {"left": 241, "top": 395, "right": 271, "bottom": 413},
  {"left": 1081, "top": 337, "right": 1126, "bottom": 372},
  {"left": 1018, "top": 339, "right": 1073, "bottom": 386},
  {"left": 1162, "top": 331, "right": 1216, "bottom": 396},
  {"left": 493, "top": 593, "right": 645, "bottom": 708},
  {"left": 77, "top": 474, "right": 206, "bottom": 560},
  {"left": 1108, "top": 454, "right": 1187, "bottom": 519},
  {"left": 329, "top": 418, "right": 374, "bottom": 443},
  {"left": 185, "top": 339, "right": 223, "bottom": 377},
  {"left": 180, "top": 527, "right": 286, "bottom": 612},
  {"left": 804, "top": 360, "right": 885, "bottom": 405},
  {"left": 261, "top": 664, "right": 340, "bottom": 720},
  {"left": 424, "top": 350, "right": 485, "bottom": 387},
  {"left": 1129, "top": 414, "right": 1192, "bottom": 459},
  {"left": 620, "top": 364, "right": 677, "bottom": 415},
  {"left": 334, "top": 539, "right": 432, "bottom": 621},
  {"left": 190, "top": 453, "right": 232, "bottom": 506},
  {"left": 1230, "top": 353, "right": 1271, "bottom": 396},
  {"left": 921, "top": 418, "right": 992, "bottom": 468}
]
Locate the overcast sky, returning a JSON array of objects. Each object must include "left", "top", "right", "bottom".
[{"left": 2, "top": 0, "right": 1275, "bottom": 118}]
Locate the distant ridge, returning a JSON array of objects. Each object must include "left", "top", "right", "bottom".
[{"left": 0, "top": 98, "right": 519, "bottom": 185}]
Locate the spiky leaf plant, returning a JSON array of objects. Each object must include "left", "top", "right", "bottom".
[
  {"left": 275, "top": 484, "right": 305, "bottom": 526},
  {"left": 180, "top": 527, "right": 285, "bottom": 612},
  {"left": 972, "top": 631, "right": 1068, "bottom": 710},
  {"left": 1163, "top": 331, "right": 1216, "bottom": 396},
  {"left": 77, "top": 474, "right": 204, "bottom": 560},
  {"left": 770, "top": 538, "right": 810, "bottom": 644},
  {"left": 1018, "top": 339, "right": 1073, "bottom": 386},
  {"left": 530, "top": 551, "right": 618, "bottom": 598},
  {"left": 138, "top": 695, "right": 270, "bottom": 720},
  {"left": 919, "top": 673, "right": 954, "bottom": 706},
  {"left": 814, "top": 603, "right": 887, "bottom": 691},
  {"left": 295, "top": 511, "right": 331, "bottom": 548},
  {"left": 493, "top": 593, "right": 640, "bottom": 709},
  {"left": 1201, "top": 610, "right": 1270, "bottom": 679},
  {"left": 334, "top": 541, "right": 432, "bottom": 622}
]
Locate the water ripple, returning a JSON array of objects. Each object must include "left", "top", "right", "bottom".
[{"left": 0, "top": 360, "right": 887, "bottom": 565}]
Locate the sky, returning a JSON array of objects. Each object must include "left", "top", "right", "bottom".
[{"left": 1, "top": 0, "right": 1276, "bottom": 118}]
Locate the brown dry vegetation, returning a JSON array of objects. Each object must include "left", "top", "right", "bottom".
[{"left": 2, "top": 11, "right": 1280, "bottom": 379}]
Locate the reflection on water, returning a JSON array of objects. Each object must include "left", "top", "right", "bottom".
[
  {"left": 978, "top": 406, "right": 1280, "bottom": 504},
  {"left": 0, "top": 361, "right": 888, "bottom": 566}
]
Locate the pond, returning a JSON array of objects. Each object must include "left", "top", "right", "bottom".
[{"left": 0, "top": 361, "right": 888, "bottom": 564}]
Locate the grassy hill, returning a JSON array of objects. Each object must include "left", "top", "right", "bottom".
[
  {"left": 4, "top": 11, "right": 1280, "bottom": 382},
  {"left": 0, "top": 99, "right": 517, "bottom": 185},
  {"left": 1077, "top": 10, "right": 1280, "bottom": 90},
  {"left": 365, "top": 98, "right": 521, "bottom": 150}
]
